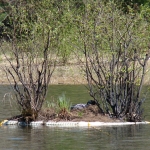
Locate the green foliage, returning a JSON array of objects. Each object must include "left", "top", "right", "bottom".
[
  {"left": 57, "top": 93, "right": 71, "bottom": 112},
  {"left": 140, "top": 3, "right": 150, "bottom": 22},
  {"left": 1, "top": 0, "right": 150, "bottom": 63},
  {"left": 0, "top": 7, "right": 7, "bottom": 26},
  {"left": 0, "top": 0, "right": 84, "bottom": 63}
]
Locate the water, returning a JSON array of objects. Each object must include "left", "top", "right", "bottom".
[
  {"left": 46, "top": 85, "right": 91, "bottom": 105},
  {"left": 0, "top": 85, "right": 150, "bottom": 150},
  {"left": 1, "top": 124, "right": 150, "bottom": 150}
]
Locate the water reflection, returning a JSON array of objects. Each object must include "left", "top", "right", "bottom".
[{"left": 1, "top": 124, "right": 150, "bottom": 150}]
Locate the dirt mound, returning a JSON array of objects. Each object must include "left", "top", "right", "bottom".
[{"left": 38, "top": 105, "right": 119, "bottom": 122}]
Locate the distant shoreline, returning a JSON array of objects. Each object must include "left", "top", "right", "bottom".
[
  {"left": 0, "top": 63, "right": 86, "bottom": 85},
  {"left": 0, "top": 58, "right": 149, "bottom": 85}
]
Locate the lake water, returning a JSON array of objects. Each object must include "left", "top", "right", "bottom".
[{"left": 0, "top": 85, "right": 150, "bottom": 150}]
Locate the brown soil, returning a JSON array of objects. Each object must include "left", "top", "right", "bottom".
[{"left": 38, "top": 105, "right": 120, "bottom": 122}]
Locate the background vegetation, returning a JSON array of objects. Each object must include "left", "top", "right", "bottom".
[{"left": 0, "top": 0, "right": 150, "bottom": 122}]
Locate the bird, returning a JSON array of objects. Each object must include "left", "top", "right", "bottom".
[{"left": 71, "top": 100, "right": 96, "bottom": 110}]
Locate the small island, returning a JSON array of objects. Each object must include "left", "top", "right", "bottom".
[{"left": 0, "top": 0, "right": 150, "bottom": 126}]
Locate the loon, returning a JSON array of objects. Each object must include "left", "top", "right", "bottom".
[{"left": 71, "top": 100, "right": 96, "bottom": 110}]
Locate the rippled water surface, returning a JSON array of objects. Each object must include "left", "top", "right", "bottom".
[
  {"left": 0, "top": 85, "right": 150, "bottom": 150},
  {"left": 1, "top": 124, "right": 150, "bottom": 150}
]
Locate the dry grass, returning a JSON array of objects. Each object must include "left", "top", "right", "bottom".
[
  {"left": 38, "top": 105, "right": 119, "bottom": 122},
  {"left": 0, "top": 53, "right": 87, "bottom": 84},
  {"left": 0, "top": 53, "right": 149, "bottom": 85}
]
